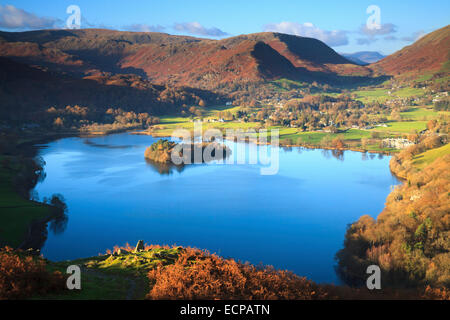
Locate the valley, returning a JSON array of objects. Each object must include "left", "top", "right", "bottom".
[{"left": 0, "top": 18, "right": 449, "bottom": 301}]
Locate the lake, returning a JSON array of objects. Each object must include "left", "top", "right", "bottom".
[{"left": 34, "top": 132, "right": 399, "bottom": 284}]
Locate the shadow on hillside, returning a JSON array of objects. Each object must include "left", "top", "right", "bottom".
[
  {"left": 293, "top": 67, "right": 392, "bottom": 88},
  {"left": 0, "top": 29, "right": 77, "bottom": 44},
  {"left": 67, "top": 49, "right": 150, "bottom": 79},
  {"left": 0, "top": 57, "right": 225, "bottom": 123}
]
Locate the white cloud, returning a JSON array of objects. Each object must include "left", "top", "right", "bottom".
[
  {"left": 173, "top": 22, "right": 228, "bottom": 37},
  {"left": 263, "top": 22, "right": 348, "bottom": 47},
  {"left": 357, "top": 23, "right": 397, "bottom": 46},
  {"left": 0, "top": 5, "right": 60, "bottom": 30},
  {"left": 359, "top": 23, "right": 397, "bottom": 36},
  {"left": 123, "top": 24, "right": 166, "bottom": 33}
]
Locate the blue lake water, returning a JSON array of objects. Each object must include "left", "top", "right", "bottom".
[{"left": 34, "top": 132, "right": 399, "bottom": 284}]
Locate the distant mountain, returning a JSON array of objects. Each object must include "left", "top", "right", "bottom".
[
  {"left": 0, "top": 29, "right": 372, "bottom": 89},
  {"left": 371, "top": 25, "right": 450, "bottom": 77},
  {"left": 341, "top": 52, "right": 386, "bottom": 65}
]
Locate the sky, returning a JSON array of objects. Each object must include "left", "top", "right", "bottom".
[{"left": 0, "top": 0, "right": 449, "bottom": 55}]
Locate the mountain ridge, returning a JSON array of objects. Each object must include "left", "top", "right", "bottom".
[
  {"left": 0, "top": 25, "right": 448, "bottom": 93},
  {"left": 0, "top": 29, "right": 371, "bottom": 89}
]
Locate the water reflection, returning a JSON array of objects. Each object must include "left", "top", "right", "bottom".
[
  {"left": 321, "top": 149, "right": 344, "bottom": 161},
  {"left": 362, "top": 152, "right": 368, "bottom": 161},
  {"left": 45, "top": 194, "right": 69, "bottom": 235},
  {"left": 83, "top": 139, "right": 134, "bottom": 149},
  {"left": 19, "top": 193, "right": 69, "bottom": 251},
  {"left": 145, "top": 158, "right": 186, "bottom": 175},
  {"left": 331, "top": 149, "right": 344, "bottom": 161}
]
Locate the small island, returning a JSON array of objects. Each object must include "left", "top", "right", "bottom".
[{"left": 144, "top": 139, "right": 231, "bottom": 165}]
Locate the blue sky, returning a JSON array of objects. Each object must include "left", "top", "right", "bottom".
[{"left": 1, "top": 0, "right": 449, "bottom": 54}]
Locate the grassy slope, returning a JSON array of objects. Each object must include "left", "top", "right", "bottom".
[
  {"left": 400, "top": 106, "right": 442, "bottom": 120},
  {"left": 369, "top": 121, "right": 428, "bottom": 133},
  {"left": 412, "top": 143, "right": 450, "bottom": 169},
  {"left": 353, "top": 88, "right": 391, "bottom": 103},
  {"left": 370, "top": 106, "right": 450, "bottom": 134},
  {"left": 41, "top": 247, "right": 184, "bottom": 300},
  {"left": 277, "top": 128, "right": 371, "bottom": 143},
  {"left": 39, "top": 244, "right": 447, "bottom": 300},
  {"left": 352, "top": 87, "right": 425, "bottom": 104},
  {"left": 369, "top": 106, "right": 450, "bottom": 134},
  {"left": 0, "top": 156, "right": 52, "bottom": 247}
]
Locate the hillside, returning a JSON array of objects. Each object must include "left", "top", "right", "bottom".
[
  {"left": 337, "top": 136, "right": 450, "bottom": 288},
  {"left": 0, "top": 57, "right": 222, "bottom": 122},
  {"left": 0, "top": 29, "right": 200, "bottom": 77},
  {"left": 121, "top": 32, "right": 371, "bottom": 87},
  {"left": 0, "top": 29, "right": 372, "bottom": 89},
  {"left": 2, "top": 244, "right": 447, "bottom": 300},
  {"left": 371, "top": 25, "right": 450, "bottom": 77}
]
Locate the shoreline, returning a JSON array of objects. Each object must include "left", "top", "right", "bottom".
[
  {"left": 131, "top": 129, "right": 396, "bottom": 156},
  {"left": 18, "top": 206, "right": 60, "bottom": 252},
  {"left": 17, "top": 124, "right": 398, "bottom": 157}
]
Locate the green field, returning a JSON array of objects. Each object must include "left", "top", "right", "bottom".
[
  {"left": 400, "top": 107, "right": 438, "bottom": 120},
  {"left": 150, "top": 105, "right": 264, "bottom": 137},
  {"left": 277, "top": 128, "right": 372, "bottom": 144},
  {"left": 394, "top": 87, "right": 425, "bottom": 97},
  {"left": 400, "top": 106, "right": 449, "bottom": 121},
  {"left": 353, "top": 86, "right": 425, "bottom": 103},
  {"left": 374, "top": 106, "right": 449, "bottom": 134},
  {"left": 367, "top": 106, "right": 449, "bottom": 134},
  {"left": 0, "top": 156, "right": 52, "bottom": 247},
  {"left": 270, "top": 78, "right": 309, "bottom": 92},
  {"left": 415, "top": 73, "right": 434, "bottom": 82},
  {"left": 353, "top": 88, "right": 391, "bottom": 103},
  {"left": 369, "top": 121, "right": 428, "bottom": 134},
  {"left": 155, "top": 117, "right": 263, "bottom": 137}
]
